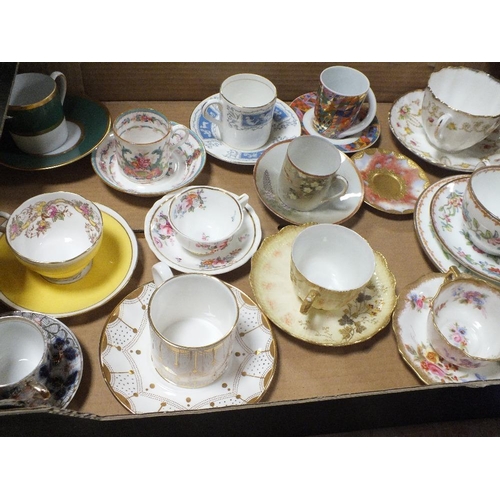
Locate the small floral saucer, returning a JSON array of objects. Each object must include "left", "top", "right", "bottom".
[
  {"left": 290, "top": 92, "right": 380, "bottom": 153},
  {"left": 253, "top": 140, "right": 364, "bottom": 225},
  {"left": 144, "top": 189, "right": 262, "bottom": 275},
  {"left": 0, "top": 310, "right": 83, "bottom": 408},
  {"left": 99, "top": 281, "right": 277, "bottom": 414},
  {"left": 389, "top": 90, "right": 500, "bottom": 172},
  {"left": 430, "top": 177, "right": 500, "bottom": 284},
  {"left": 189, "top": 96, "right": 301, "bottom": 166},
  {"left": 249, "top": 224, "right": 397, "bottom": 346},
  {"left": 392, "top": 272, "right": 500, "bottom": 384},
  {"left": 91, "top": 124, "right": 206, "bottom": 197},
  {"left": 351, "top": 148, "right": 430, "bottom": 214}
]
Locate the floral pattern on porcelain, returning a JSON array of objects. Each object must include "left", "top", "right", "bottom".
[{"left": 462, "top": 196, "right": 500, "bottom": 254}]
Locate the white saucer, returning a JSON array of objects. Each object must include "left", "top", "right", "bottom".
[
  {"left": 430, "top": 177, "right": 500, "bottom": 284},
  {"left": 99, "top": 281, "right": 277, "bottom": 414},
  {"left": 0, "top": 310, "right": 83, "bottom": 408},
  {"left": 249, "top": 224, "right": 397, "bottom": 346},
  {"left": 392, "top": 272, "right": 500, "bottom": 384},
  {"left": 290, "top": 92, "right": 380, "bottom": 153},
  {"left": 189, "top": 96, "right": 301, "bottom": 166},
  {"left": 144, "top": 189, "right": 262, "bottom": 275},
  {"left": 253, "top": 140, "right": 364, "bottom": 225},
  {"left": 91, "top": 124, "right": 206, "bottom": 197},
  {"left": 389, "top": 90, "right": 500, "bottom": 172}
]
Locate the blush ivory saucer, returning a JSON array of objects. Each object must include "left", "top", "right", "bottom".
[
  {"left": 290, "top": 92, "right": 381, "bottom": 153},
  {"left": 249, "top": 224, "right": 397, "bottom": 347},
  {"left": 0, "top": 310, "right": 83, "bottom": 409},
  {"left": 389, "top": 90, "right": 500, "bottom": 172},
  {"left": 144, "top": 189, "right": 262, "bottom": 275},
  {"left": 0, "top": 204, "right": 138, "bottom": 318},
  {"left": 189, "top": 96, "right": 301, "bottom": 166},
  {"left": 351, "top": 148, "right": 430, "bottom": 214},
  {"left": 253, "top": 139, "right": 364, "bottom": 225},
  {"left": 91, "top": 125, "right": 206, "bottom": 197},
  {"left": 99, "top": 281, "right": 277, "bottom": 414},
  {"left": 430, "top": 176, "right": 500, "bottom": 284},
  {"left": 392, "top": 272, "right": 500, "bottom": 384},
  {"left": 0, "top": 95, "right": 111, "bottom": 171}
]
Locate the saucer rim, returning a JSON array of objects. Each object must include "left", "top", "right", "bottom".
[
  {"left": 0, "top": 95, "right": 111, "bottom": 171},
  {"left": 91, "top": 124, "right": 207, "bottom": 197},
  {"left": 290, "top": 91, "right": 381, "bottom": 153},
  {"left": 253, "top": 139, "right": 364, "bottom": 225},
  {"left": 189, "top": 96, "right": 301, "bottom": 166},
  {"left": 99, "top": 281, "right": 278, "bottom": 414}
]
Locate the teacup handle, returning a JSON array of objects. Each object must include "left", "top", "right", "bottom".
[
  {"left": 168, "top": 124, "right": 190, "bottom": 153},
  {"left": 238, "top": 193, "right": 249, "bottom": 209},
  {"left": 0, "top": 211, "right": 11, "bottom": 234},
  {"left": 300, "top": 289, "right": 320, "bottom": 314},
  {"left": 50, "top": 71, "right": 67, "bottom": 105},
  {"left": 433, "top": 113, "right": 452, "bottom": 143},
  {"left": 336, "top": 88, "right": 377, "bottom": 139},
  {"left": 28, "top": 380, "right": 51, "bottom": 400},
  {"left": 152, "top": 261, "right": 175, "bottom": 287},
  {"left": 201, "top": 97, "right": 223, "bottom": 128}
]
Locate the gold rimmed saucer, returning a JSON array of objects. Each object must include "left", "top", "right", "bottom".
[{"left": 249, "top": 224, "right": 397, "bottom": 346}]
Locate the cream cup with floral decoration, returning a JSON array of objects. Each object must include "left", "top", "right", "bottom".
[
  {"left": 290, "top": 224, "right": 376, "bottom": 314},
  {"left": 0, "top": 191, "right": 103, "bottom": 284}
]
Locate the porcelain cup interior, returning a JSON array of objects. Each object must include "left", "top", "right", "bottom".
[
  {"left": 290, "top": 223, "right": 375, "bottom": 314},
  {"left": 277, "top": 136, "right": 348, "bottom": 212},
  {"left": 0, "top": 315, "right": 51, "bottom": 404},
  {"left": 149, "top": 263, "right": 239, "bottom": 388},
  {"left": 462, "top": 163, "right": 500, "bottom": 255},
  {"left": 0, "top": 191, "right": 103, "bottom": 284},
  {"left": 168, "top": 186, "right": 249, "bottom": 255},
  {"left": 428, "top": 267, "right": 500, "bottom": 369},
  {"left": 421, "top": 66, "right": 500, "bottom": 152}
]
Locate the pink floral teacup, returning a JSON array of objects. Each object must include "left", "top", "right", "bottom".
[{"left": 428, "top": 266, "right": 500, "bottom": 368}]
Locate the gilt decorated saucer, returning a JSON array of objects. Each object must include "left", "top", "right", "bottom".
[
  {"left": 430, "top": 177, "right": 500, "bottom": 284},
  {"left": 100, "top": 281, "right": 277, "bottom": 414},
  {"left": 0, "top": 95, "right": 111, "bottom": 171},
  {"left": 0, "top": 310, "right": 83, "bottom": 409},
  {"left": 249, "top": 224, "right": 397, "bottom": 347},
  {"left": 389, "top": 90, "right": 500, "bottom": 172},
  {"left": 91, "top": 124, "right": 206, "bottom": 197},
  {"left": 144, "top": 189, "right": 262, "bottom": 275},
  {"left": 0, "top": 204, "right": 138, "bottom": 317},
  {"left": 392, "top": 272, "right": 500, "bottom": 384},
  {"left": 190, "top": 96, "right": 301, "bottom": 166},
  {"left": 253, "top": 140, "right": 364, "bottom": 225},
  {"left": 290, "top": 92, "right": 380, "bottom": 153},
  {"left": 351, "top": 148, "right": 429, "bottom": 214}
]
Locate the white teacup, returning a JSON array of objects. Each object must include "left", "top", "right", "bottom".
[
  {"left": 428, "top": 266, "right": 500, "bottom": 369},
  {"left": 291, "top": 224, "right": 376, "bottom": 314},
  {"left": 0, "top": 191, "right": 103, "bottom": 284},
  {"left": 277, "top": 136, "right": 348, "bottom": 212},
  {"left": 462, "top": 162, "right": 500, "bottom": 255},
  {"left": 201, "top": 73, "right": 277, "bottom": 150},
  {"left": 168, "top": 186, "right": 249, "bottom": 255},
  {"left": 0, "top": 315, "right": 51, "bottom": 406},
  {"left": 421, "top": 66, "right": 500, "bottom": 152},
  {"left": 149, "top": 263, "right": 239, "bottom": 388},
  {"left": 113, "top": 108, "right": 190, "bottom": 184}
]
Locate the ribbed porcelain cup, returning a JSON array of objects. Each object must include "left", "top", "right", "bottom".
[
  {"left": 168, "top": 186, "right": 249, "bottom": 255},
  {"left": 421, "top": 66, "right": 500, "bottom": 152},
  {"left": 291, "top": 224, "right": 376, "bottom": 314},
  {"left": 0, "top": 191, "right": 103, "bottom": 284},
  {"left": 200, "top": 73, "right": 277, "bottom": 150},
  {"left": 7, "top": 71, "right": 68, "bottom": 154},
  {"left": 428, "top": 267, "right": 500, "bottom": 369},
  {"left": 277, "top": 136, "right": 348, "bottom": 212},
  {"left": 313, "top": 65, "right": 377, "bottom": 139},
  {"left": 0, "top": 315, "right": 52, "bottom": 407},
  {"left": 149, "top": 262, "right": 239, "bottom": 389},
  {"left": 462, "top": 162, "right": 500, "bottom": 255},
  {"left": 113, "top": 108, "right": 190, "bottom": 184}
]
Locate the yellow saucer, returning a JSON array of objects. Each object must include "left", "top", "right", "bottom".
[{"left": 0, "top": 205, "right": 138, "bottom": 317}]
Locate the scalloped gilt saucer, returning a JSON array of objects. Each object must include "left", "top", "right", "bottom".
[
  {"left": 99, "top": 282, "right": 277, "bottom": 414},
  {"left": 249, "top": 224, "right": 397, "bottom": 346},
  {"left": 392, "top": 272, "right": 500, "bottom": 384}
]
